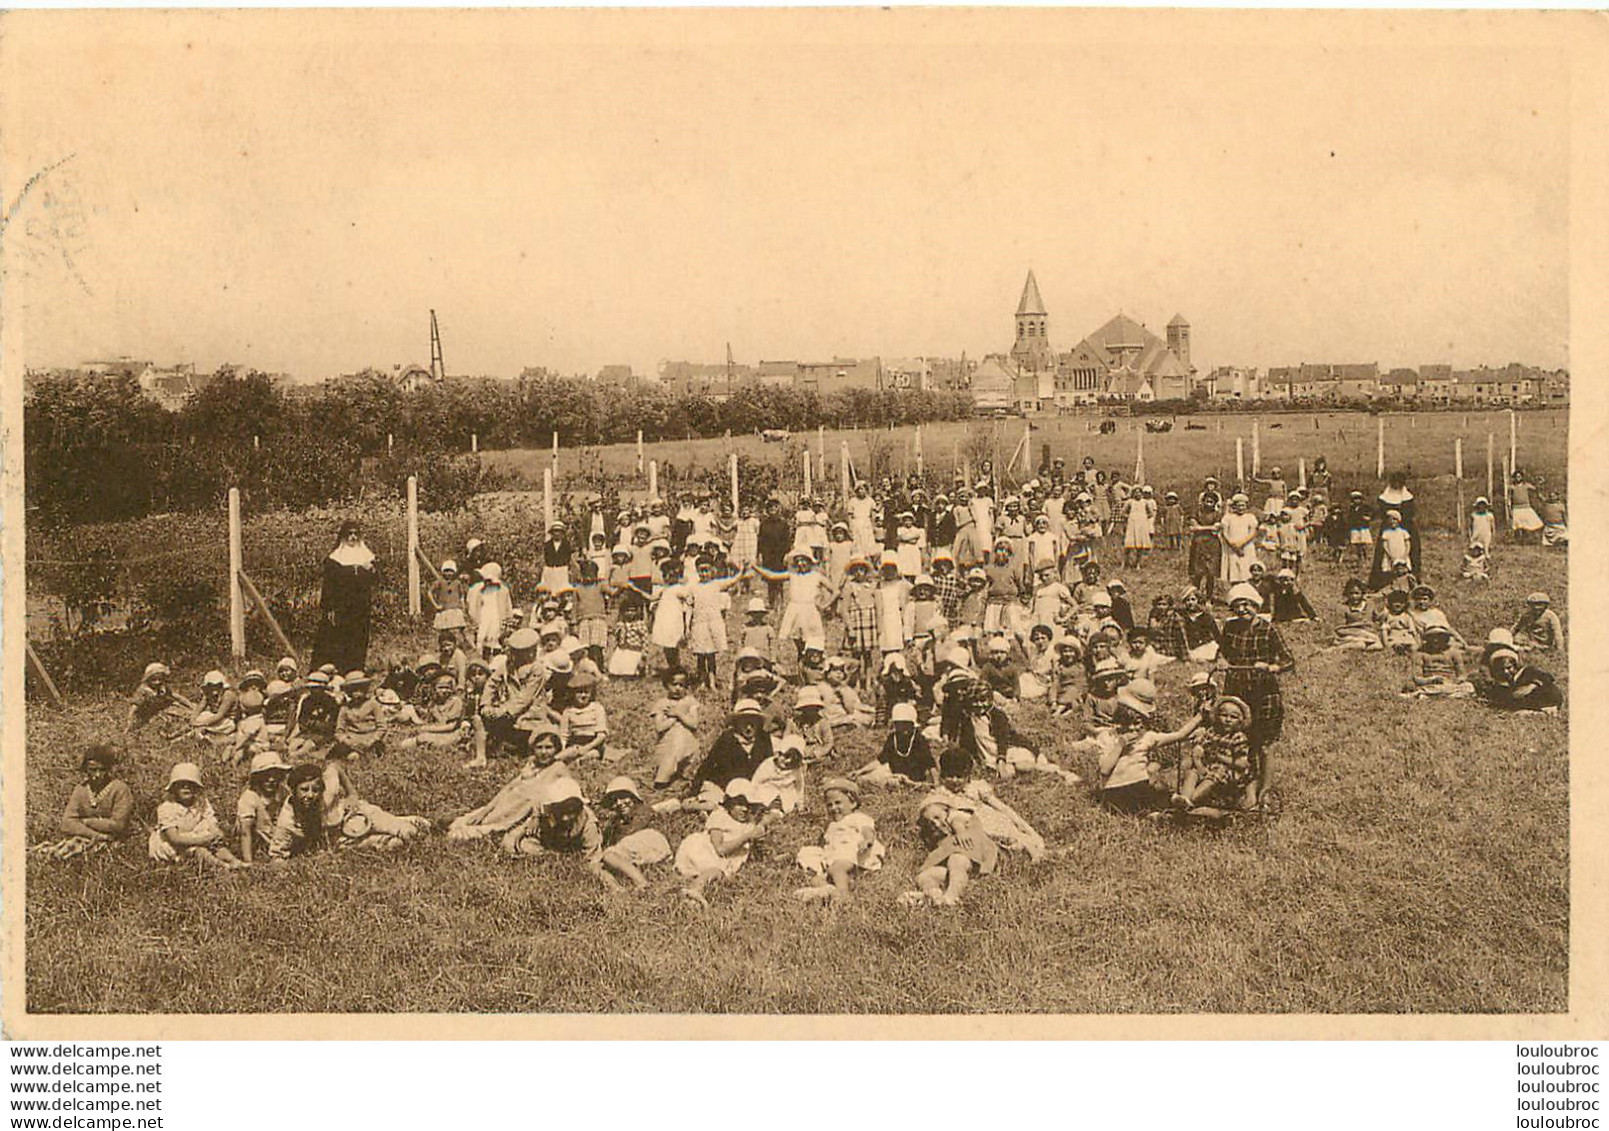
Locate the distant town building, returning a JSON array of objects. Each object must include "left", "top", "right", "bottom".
[
  {"left": 970, "top": 356, "right": 1018, "bottom": 414},
  {"left": 882, "top": 357, "right": 932, "bottom": 391},
  {"left": 796, "top": 357, "right": 882, "bottom": 396},
  {"left": 1208, "top": 366, "right": 1263, "bottom": 401}
]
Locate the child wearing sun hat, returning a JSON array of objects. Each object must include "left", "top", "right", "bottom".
[
  {"left": 127, "top": 662, "right": 192, "bottom": 736},
  {"left": 1512, "top": 592, "right": 1564, "bottom": 653},
  {"left": 854, "top": 701, "right": 936, "bottom": 785},
  {"left": 1403, "top": 615, "right": 1475, "bottom": 699},
  {"left": 674, "top": 777, "right": 777, "bottom": 907},
  {"left": 236, "top": 750, "right": 290, "bottom": 864},
  {"left": 794, "top": 777, "right": 884, "bottom": 903},
  {"left": 597, "top": 776, "right": 672, "bottom": 890},
  {"left": 149, "top": 762, "right": 246, "bottom": 870}
]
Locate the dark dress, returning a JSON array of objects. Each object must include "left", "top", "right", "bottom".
[
  {"left": 1481, "top": 664, "right": 1564, "bottom": 711},
  {"left": 312, "top": 555, "right": 376, "bottom": 673},
  {"left": 685, "top": 729, "right": 773, "bottom": 795}
]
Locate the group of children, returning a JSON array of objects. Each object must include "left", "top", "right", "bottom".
[{"left": 39, "top": 461, "right": 1566, "bottom": 907}]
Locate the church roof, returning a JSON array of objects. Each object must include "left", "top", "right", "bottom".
[
  {"left": 1075, "top": 313, "right": 1164, "bottom": 368},
  {"left": 1167, "top": 313, "right": 1190, "bottom": 328},
  {"left": 1016, "top": 270, "right": 1047, "bottom": 316}
]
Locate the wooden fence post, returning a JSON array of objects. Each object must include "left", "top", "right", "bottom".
[
  {"left": 803, "top": 448, "right": 813, "bottom": 497},
  {"left": 1376, "top": 416, "right": 1385, "bottom": 479},
  {"left": 1235, "top": 437, "right": 1245, "bottom": 487},
  {"left": 237, "top": 570, "right": 297, "bottom": 665},
  {"left": 1486, "top": 433, "right": 1495, "bottom": 513},
  {"left": 1455, "top": 437, "right": 1465, "bottom": 536},
  {"left": 840, "top": 441, "right": 851, "bottom": 499},
  {"left": 543, "top": 468, "right": 555, "bottom": 530},
  {"left": 228, "top": 487, "right": 245, "bottom": 660},
  {"left": 637, "top": 430, "right": 645, "bottom": 475},
  {"left": 406, "top": 475, "right": 421, "bottom": 617},
  {"left": 648, "top": 459, "right": 658, "bottom": 501},
  {"left": 730, "top": 452, "right": 739, "bottom": 511},
  {"left": 26, "top": 640, "right": 64, "bottom": 708},
  {"left": 1251, "top": 418, "right": 1260, "bottom": 477}
]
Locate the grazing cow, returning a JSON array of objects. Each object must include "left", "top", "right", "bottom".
[{"left": 1098, "top": 420, "right": 1118, "bottom": 435}]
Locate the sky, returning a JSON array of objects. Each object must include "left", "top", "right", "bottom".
[{"left": 1, "top": 11, "right": 1574, "bottom": 380}]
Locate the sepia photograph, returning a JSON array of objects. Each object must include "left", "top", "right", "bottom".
[{"left": 1, "top": 8, "right": 1596, "bottom": 1032}]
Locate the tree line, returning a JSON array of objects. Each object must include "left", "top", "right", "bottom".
[{"left": 24, "top": 369, "right": 974, "bottom": 526}]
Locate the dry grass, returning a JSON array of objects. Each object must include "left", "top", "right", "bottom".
[
  {"left": 482, "top": 408, "right": 1566, "bottom": 532},
  {"left": 23, "top": 531, "right": 1567, "bottom": 1015}
]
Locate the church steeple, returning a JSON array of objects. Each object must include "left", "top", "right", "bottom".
[{"left": 1011, "top": 270, "right": 1053, "bottom": 372}]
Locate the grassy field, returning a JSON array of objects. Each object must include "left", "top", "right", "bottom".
[
  {"left": 482, "top": 408, "right": 1567, "bottom": 533},
  {"left": 23, "top": 530, "right": 1568, "bottom": 1015}
]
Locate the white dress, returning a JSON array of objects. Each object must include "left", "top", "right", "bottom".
[
  {"left": 1124, "top": 499, "right": 1155, "bottom": 550},
  {"left": 777, "top": 571, "right": 827, "bottom": 644},
  {"left": 848, "top": 497, "right": 878, "bottom": 556},
  {"left": 650, "top": 582, "right": 690, "bottom": 648},
  {"left": 675, "top": 808, "right": 753, "bottom": 878},
  {"left": 876, "top": 579, "right": 910, "bottom": 654},
  {"left": 1219, "top": 511, "right": 1260, "bottom": 582}
]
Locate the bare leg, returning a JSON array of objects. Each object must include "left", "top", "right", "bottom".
[
  {"left": 826, "top": 859, "right": 855, "bottom": 900},
  {"left": 601, "top": 848, "right": 649, "bottom": 890},
  {"left": 940, "top": 854, "right": 973, "bottom": 906},
  {"left": 683, "top": 867, "right": 721, "bottom": 907}
]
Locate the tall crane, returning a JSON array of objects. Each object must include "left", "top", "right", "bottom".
[{"left": 429, "top": 309, "right": 446, "bottom": 383}]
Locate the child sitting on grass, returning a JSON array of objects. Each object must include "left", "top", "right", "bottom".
[
  {"left": 1171, "top": 696, "right": 1255, "bottom": 812},
  {"left": 953, "top": 677, "right": 1077, "bottom": 783},
  {"left": 649, "top": 667, "right": 703, "bottom": 788},
  {"left": 1513, "top": 592, "right": 1564, "bottom": 653},
  {"left": 1083, "top": 657, "right": 1129, "bottom": 727},
  {"left": 190, "top": 670, "right": 238, "bottom": 750},
  {"left": 820, "top": 657, "right": 874, "bottom": 728},
  {"left": 854, "top": 701, "right": 936, "bottom": 786},
  {"left": 335, "top": 673, "right": 385, "bottom": 759},
  {"left": 1403, "top": 618, "right": 1475, "bottom": 698},
  {"left": 558, "top": 673, "right": 617, "bottom": 764},
  {"left": 33, "top": 745, "right": 135, "bottom": 860},
  {"left": 1461, "top": 541, "right": 1491, "bottom": 582},
  {"left": 127, "top": 662, "right": 194, "bottom": 736},
  {"left": 1377, "top": 589, "right": 1420, "bottom": 655},
  {"left": 1327, "top": 579, "right": 1381, "bottom": 652},
  {"left": 149, "top": 762, "right": 246, "bottom": 870},
  {"left": 903, "top": 792, "right": 999, "bottom": 908},
  {"left": 794, "top": 777, "right": 884, "bottom": 903},
  {"left": 1047, "top": 638, "right": 1085, "bottom": 718},
  {"left": 752, "top": 734, "right": 807, "bottom": 814},
  {"left": 268, "top": 764, "right": 332, "bottom": 860},
  {"left": 1119, "top": 627, "right": 1173, "bottom": 681},
  {"left": 597, "top": 776, "right": 672, "bottom": 891},
  {"left": 236, "top": 751, "right": 290, "bottom": 864},
  {"left": 674, "top": 777, "right": 777, "bottom": 907},
  {"left": 504, "top": 779, "right": 607, "bottom": 887},
  {"left": 1064, "top": 679, "right": 1181, "bottom": 814},
  {"left": 399, "top": 672, "right": 467, "bottom": 752}
]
